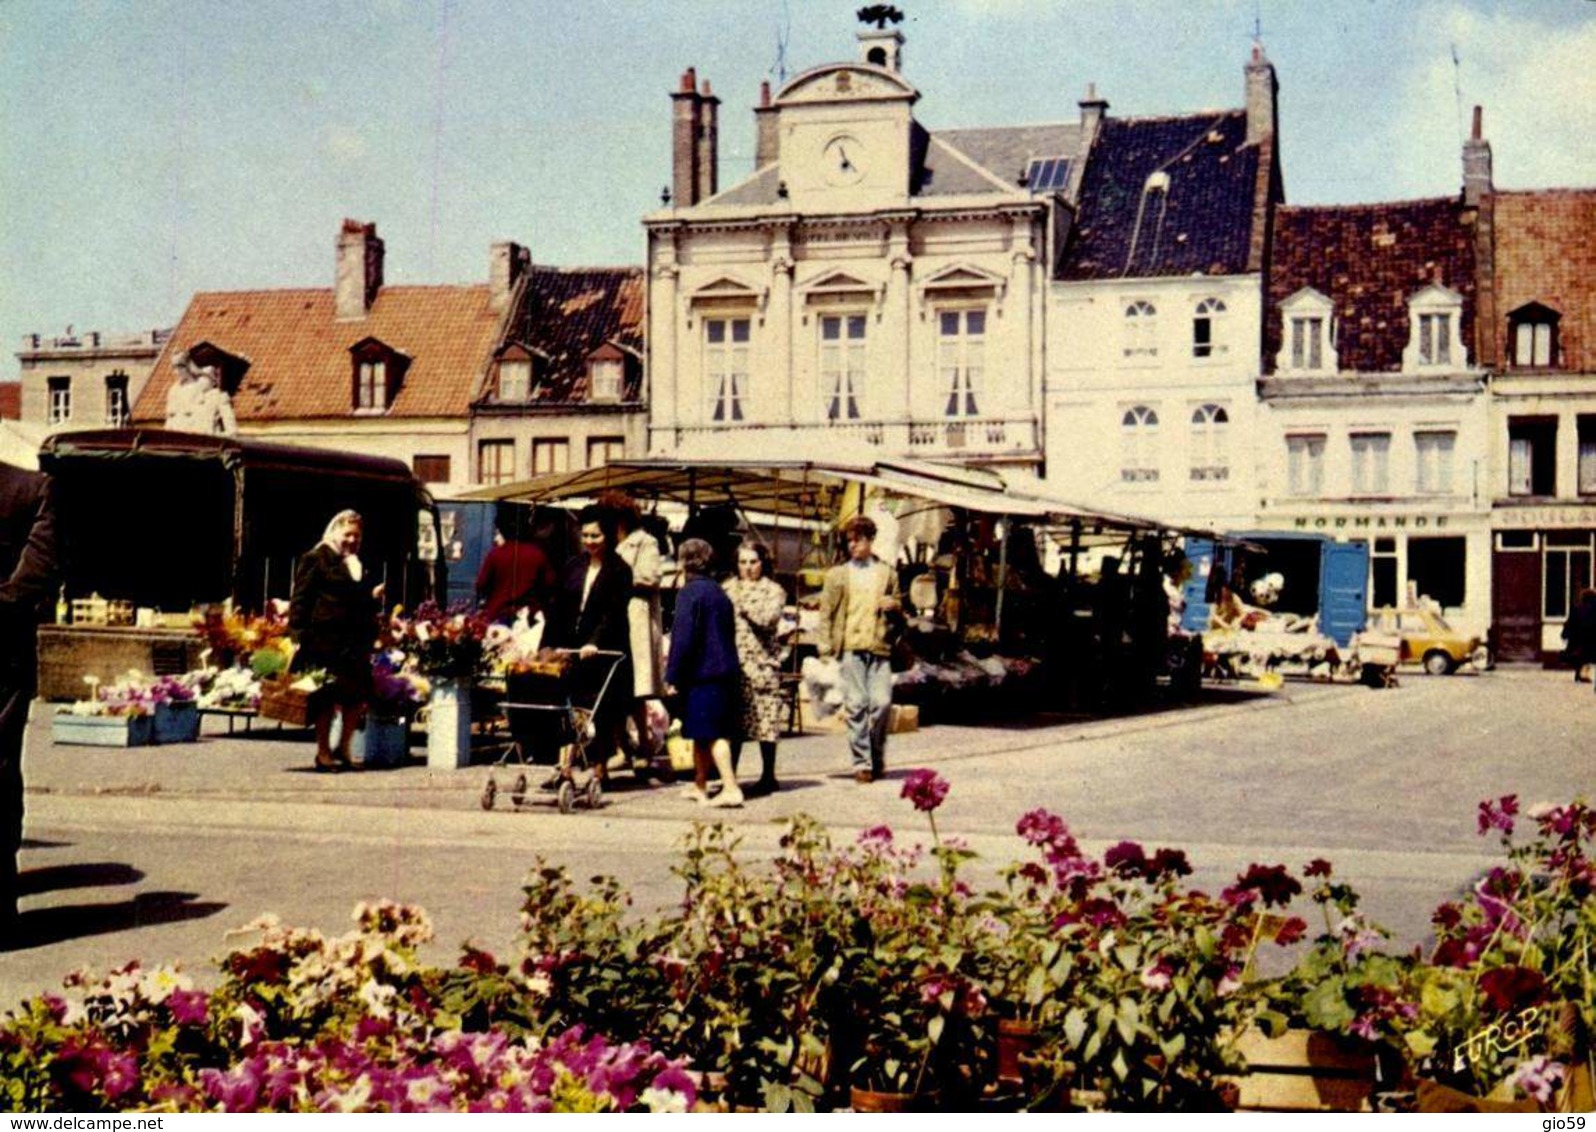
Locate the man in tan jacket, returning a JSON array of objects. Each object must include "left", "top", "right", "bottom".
[{"left": 818, "top": 515, "right": 900, "bottom": 783}]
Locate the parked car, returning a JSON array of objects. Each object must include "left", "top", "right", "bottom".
[{"left": 1368, "top": 606, "right": 1489, "bottom": 674}]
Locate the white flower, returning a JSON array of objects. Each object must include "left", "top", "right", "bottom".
[{"left": 639, "top": 1087, "right": 689, "bottom": 1113}]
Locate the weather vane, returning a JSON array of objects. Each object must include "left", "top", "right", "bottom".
[{"left": 856, "top": 5, "right": 903, "bottom": 31}]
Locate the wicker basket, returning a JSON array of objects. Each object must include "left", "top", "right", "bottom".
[{"left": 258, "top": 679, "right": 314, "bottom": 726}]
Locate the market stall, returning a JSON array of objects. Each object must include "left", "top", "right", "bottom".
[{"left": 460, "top": 457, "right": 1207, "bottom": 724}]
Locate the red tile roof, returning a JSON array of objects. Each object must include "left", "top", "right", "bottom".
[
  {"left": 132, "top": 284, "right": 508, "bottom": 423},
  {"left": 1488, "top": 189, "right": 1596, "bottom": 372},
  {"left": 1267, "top": 197, "right": 1477, "bottom": 374},
  {"left": 0, "top": 382, "right": 20, "bottom": 420}
]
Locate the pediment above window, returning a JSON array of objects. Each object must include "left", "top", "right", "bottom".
[
  {"left": 687, "top": 276, "right": 766, "bottom": 326},
  {"left": 916, "top": 263, "right": 1006, "bottom": 317},
  {"left": 1402, "top": 284, "right": 1466, "bottom": 371}
]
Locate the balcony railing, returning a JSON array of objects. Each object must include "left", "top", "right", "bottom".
[{"left": 664, "top": 416, "right": 1040, "bottom": 460}]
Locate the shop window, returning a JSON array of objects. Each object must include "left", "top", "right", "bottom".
[
  {"left": 1123, "top": 300, "right": 1157, "bottom": 358},
  {"left": 47, "top": 376, "right": 70, "bottom": 425},
  {"left": 1350, "top": 432, "right": 1391, "bottom": 495},
  {"left": 413, "top": 455, "right": 451, "bottom": 484},
  {"left": 1371, "top": 536, "right": 1398, "bottom": 608},
  {"left": 587, "top": 436, "right": 624, "bottom": 468},
  {"left": 1543, "top": 533, "right": 1594, "bottom": 621},
  {"left": 704, "top": 317, "right": 749, "bottom": 423},
  {"left": 821, "top": 313, "right": 866, "bottom": 421},
  {"left": 938, "top": 309, "right": 985, "bottom": 417},
  {"left": 1414, "top": 431, "right": 1455, "bottom": 495},
  {"left": 1508, "top": 302, "right": 1559, "bottom": 368},
  {"left": 104, "top": 372, "right": 130, "bottom": 426},
  {"left": 1507, "top": 418, "right": 1557, "bottom": 496},
  {"left": 1408, "top": 536, "right": 1466, "bottom": 609},
  {"left": 477, "top": 439, "right": 515, "bottom": 486},
  {"left": 532, "top": 438, "right": 570, "bottom": 475},
  {"left": 1286, "top": 434, "right": 1325, "bottom": 497},
  {"left": 1189, "top": 403, "right": 1229, "bottom": 481},
  {"left": 1579, "top": 416, "right": 1596, "bottom": 496},
  {"left": 1192, "top": 297, "right": 1226, "bottom": 359},
  {"left": 1120, "top": 406, "right": 1159, "bottom": 483}
]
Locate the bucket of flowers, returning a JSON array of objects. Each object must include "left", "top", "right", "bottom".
[{"left": 51, "top": 674, "right": 155, "bottom": 747}]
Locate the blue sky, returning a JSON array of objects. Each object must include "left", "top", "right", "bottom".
[{"left": 2, "top": 0, "right": 1591, "bottom": 382}]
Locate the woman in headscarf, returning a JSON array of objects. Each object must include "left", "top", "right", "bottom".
[
  {"left": 289, "top": 510, "right": 385, "bottom": 771},
  {"left": 665, "top": 538, "right": 743, "bottom": 807}
]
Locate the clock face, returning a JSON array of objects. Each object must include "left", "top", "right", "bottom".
[{"left": 822, "top": 135, "right": 865, "bottom": 186}]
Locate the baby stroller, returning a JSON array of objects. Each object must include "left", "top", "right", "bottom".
[{"left": 481, "top": 649, "right": 627, "bottom": 814}]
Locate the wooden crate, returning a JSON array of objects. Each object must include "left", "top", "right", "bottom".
[{"left": 1224, "top": 1028, "right": 1382, "bottom": 1112}]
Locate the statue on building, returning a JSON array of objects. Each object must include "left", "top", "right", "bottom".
[{"left": 165, "top": 350, "right": 237, "bottom": 435}]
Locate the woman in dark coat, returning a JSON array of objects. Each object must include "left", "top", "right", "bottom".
[
  {"left": 290, "top": 509, "right": 385, "bottom": 771},
  {"left": 665, "top": 538, "right": 743, "bottom": 808},
  {"left": 543, "top": 504, "right": 633, "bottom": 772}
]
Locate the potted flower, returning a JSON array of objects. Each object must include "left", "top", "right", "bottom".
[
  {"left": 51, "top": 675, "right": 154, "bottom": 748},
  {"left": 357, "top": 653, "right": 424, "bottom": 768},
  {"left": 385, "top": 603, "right": 490, "bottom": 769},
  {"left": 149, "top": 673, "right": 202, "bottom": 744}
]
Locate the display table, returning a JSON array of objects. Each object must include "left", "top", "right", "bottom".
[{"left": 36, "top": 624, "right": 206, "bottom": 702}]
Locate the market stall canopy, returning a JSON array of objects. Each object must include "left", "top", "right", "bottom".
[
  {"left": 0, "top": 419, "right": 46, "bottom": 470},
  {"left": 39, "top": 428, "right": 440, "bottom": 611},
  {"left": 458, "top": 456, "right": 1191, "bottom": 545}
]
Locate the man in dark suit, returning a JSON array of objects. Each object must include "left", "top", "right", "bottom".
[{"left": 0, "top": 461, "right": 59, "bottom": 941}]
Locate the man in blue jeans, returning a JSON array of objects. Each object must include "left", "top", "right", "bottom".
[{"left": 818, "top": 515, "right": 900, "bottom": 784}]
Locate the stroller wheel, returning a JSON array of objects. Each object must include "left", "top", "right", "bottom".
[
  {"left": 556, "top": 778, "right": 576, "bottom": 815},
  {"left": 510, "top": 773, "right": 528, "bottom": 805},
  {"left": 586, "top": 775, "right": 603, "bottom": 810},
  {"left": 480, "top": 778, "right": 498, "bottom": 811}
]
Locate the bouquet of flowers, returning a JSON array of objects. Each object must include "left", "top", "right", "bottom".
[
  {"left": 371, "top": 652, "right": 429, "bottom": 719},
  {"left": 385, "top": 603, "right": 491, "bottom": 682}
]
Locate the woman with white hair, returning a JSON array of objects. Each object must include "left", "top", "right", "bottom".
[{"left": 289, "top": 509, "right": 386, "bottom": 772}]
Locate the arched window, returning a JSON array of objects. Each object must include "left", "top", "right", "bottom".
[
  {"left": 1123, "top": 301, "right": 1157, "bottom": 358},
  {"left": 1193, "top": 297, "right": 1227, "bottom": 358},
  {"left": 1189, "top": 403, "right": 1230, "bottom": 482},
  {"left": 1508, "top": 302, "right": 1560, "bottom": 368},
  {"left": 1120, "top": 405, "right": 1160, "bottom": 483}
]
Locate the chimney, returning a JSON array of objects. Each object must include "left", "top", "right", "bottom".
[
  {"left": 489, "top": 241, "right": 530, "bottom": 313},
  {"left": 335, "top": 219, "right": 384, "bottom": 320},
  {"left": 1245, "top": 44, "right": 1278, "bottom": 145},
  {"left": 754, "top": 80, "right": 779, "bottom": 169},
  {"left": 671, "top": 67, "right": 702, "bottom": 207},
  {"left": 697, "top": 77, "right": 720, "bottom": 202},
  {"left": 1463, "top": 105, "right": 1494, "bottom": 208},
  {"left": 1069, "top": 83, "right": 1108, "bottom": 201}
]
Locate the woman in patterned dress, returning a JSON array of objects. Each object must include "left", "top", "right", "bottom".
[{"left": 723, "top": 539, "right": 787, "bottom": 795}]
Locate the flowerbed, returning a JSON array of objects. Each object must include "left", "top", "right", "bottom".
[{"left": 4, "top": 786, "right": 1590, "bottom": 1112}]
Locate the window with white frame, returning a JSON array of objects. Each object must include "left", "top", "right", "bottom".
[
  {"left": 1275, "top": 288, "right": 1334, "bottom": 374},
  {"left": 477, "top": 440, "right": 515, "bottom": 486},
  {"left": 1508, "top": 418, "right": 1557, "bottom": 496},
  {"left": 1578, "top": 417, "right": 1596, "bottom": 496},
  {"left": 47, "top": 376, "right": 70, "bottom": 425},
  {"left": 1403, "top": 285, "right": 1464, "bottom": 371},
  {"left": 1286, "top": 434, "right": 1325, "bottom": 497},
  {"left": 1189, "top": 404, "right": 1230, "bottom": 481},
  {"left": 704, "top": 317, "right": 749, "bottom": 423},
  {"left": 820, "top": 313, "right": 866, "bottom": 421},
  {"left": 1120, "top": 406, "right": 1159, "bottom": 483},
  {"left": 1543, "top": 532, "right": 1594, "bottom": 621},
  {"left": 532, "top": 438, "right": 570, "bottom": 475},
  {"left": 938, "top": 309, "right": 985, "bottom": 418},
  {"left": 104, "top": 372, "right": 130, "bottom": 426},
  {"left": 587, "top": 436, "right": 624, "bottom": 468},
  {"left": 1509, "top": 303, "right": 1559, "bottom": 368},
  {"left": 498, "top": 357, "right": 532, "bottom": 402},
  {"left": 589, "top": 358, "right": 622, "bottom": 402},
  {"left": 1350, "top": 432, "right": 1391, "bottom": 495},
  {"left": 356, "top": 358, "right": 387, "bottom": 412},
  {"left": 1414, "top": 431, "right": 1456, "bottom": 495},
  {"left": 1192, "top": 297, "right": 1227, "bottom": 358},
  {"left": 1123, "top": 300, "right": 1157, "bottom": 358}
]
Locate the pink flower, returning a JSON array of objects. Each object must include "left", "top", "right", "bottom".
[
  {"left": 167, "top": 987, "right": 210, "bottom": 1026},
  {"left": 1512, "top": 1056, "right": 1566, "bottom": 1105},
  {"left": 900, "top": 768, "right": 950, "bottom": 813},
  {"left": 1104, "top": 840, "right": 1148, "bottom": 877},
  {"left": 1016, "top": 808, "right": 1069, "bottom": 848},
  {"left": 858, "top": 824, "right": 894, "bottom": 847},
  {"left": 1140, "top": 959, "right": 1174, "bottom": 991},
  {"left": 1477, "top": 794, "right": 1519, "bottom": 837}
]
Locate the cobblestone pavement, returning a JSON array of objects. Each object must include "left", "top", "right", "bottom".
[{"left": 4, "top": 667, "right": 1590, "bottom": 1005}]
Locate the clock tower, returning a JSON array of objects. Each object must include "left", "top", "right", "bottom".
[{"left": 772, "top": 56, "right": 918, "bottom": 210}]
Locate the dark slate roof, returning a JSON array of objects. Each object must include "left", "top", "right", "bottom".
[
  {"left": 1266, "top": 198, "right": 1476, "bottom": 375},
  {"left": 931, "top": 123, "right": 1081, "bottom": 194},
  {"left": 710, "top": 165, "right": 782, "bottom": 208},
  {"left": 509, "top": 266, "right": 645, "bottom": 403},
  {"left": 1058, "top": 110, "right": 1260, "bottom": 280}
]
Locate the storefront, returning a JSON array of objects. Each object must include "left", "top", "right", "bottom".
[{"left": 1490, "top": 503, "right": 1596, "bottom": 663}]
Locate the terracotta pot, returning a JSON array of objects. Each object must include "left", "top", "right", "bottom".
[
  {"left": 848, "top": 1086, "right": 940, "bottom": 1113},
  {"left": 996, "top": 1018, "right": 1042, "bottom": 1085}
]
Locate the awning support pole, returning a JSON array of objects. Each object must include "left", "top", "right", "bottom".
[{"left": 994, "top": 514, "right": 1011, "bottom": 641}]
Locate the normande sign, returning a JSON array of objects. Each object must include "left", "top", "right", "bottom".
[{"left": 1289, "top": 514, "right": 1454, "bottom": 531}]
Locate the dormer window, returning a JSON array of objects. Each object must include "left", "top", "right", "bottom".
[
  {"left": 1508, "top": 302, "right": 1560, "bottom": 368},
  {"left": 1276, "top": 287, "right": 1335, "bottom": 374},
  {"left": 349, "top": 338, "right": 407, "bottom": 413},
  {"left": 499, "top": 358, "right": 531, "bottom": 402},
  {"left": 585, "top": 342, "right": 628, "bottom": 403},
  {"left": 1403, "top": 284, "right": 1465, "bottom": 371}
]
